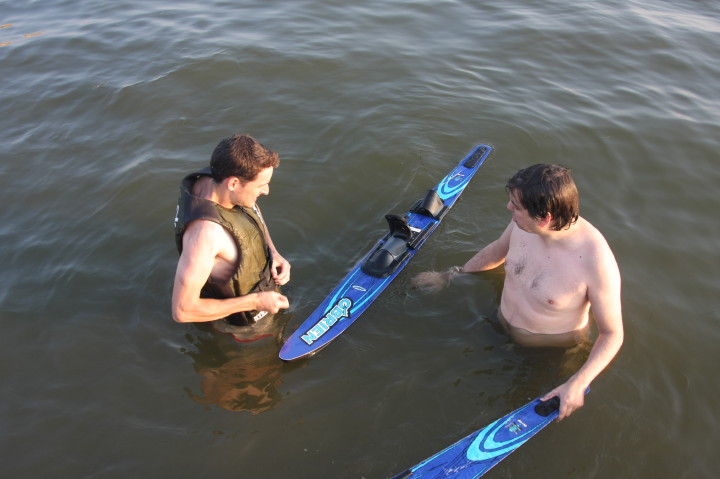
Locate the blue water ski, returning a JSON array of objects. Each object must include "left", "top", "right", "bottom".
[
  {"left": 279, "top": 144, "right": 493, "bottom": 361},
  {"left": 390, "top": 395, "right": 564, "bottom": 478}
]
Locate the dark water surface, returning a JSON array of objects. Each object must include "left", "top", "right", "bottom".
[{"left": 2, "top": 1, "right": 719, "bottom": 477}]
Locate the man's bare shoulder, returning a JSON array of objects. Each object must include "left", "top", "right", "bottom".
[
  {"left": 184, "top": 218, "right": 225, "bottom": 238},
  {"left": 181, "top": 219, "right": 229, "bottom": 255},
  {"left": 575, "top": 217, "right": 619, "bottom": 278},
  {"left": 576, "top": 218, "right": 612, "bottom": 252},
  {"left": 501, "top": 219, "right": 520, "bottom": 244}
]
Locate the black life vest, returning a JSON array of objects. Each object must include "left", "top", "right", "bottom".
[{"left": 174, "top": 168, "right": 277, "bottom": 326}]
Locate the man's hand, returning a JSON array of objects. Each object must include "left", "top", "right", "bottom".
[
  {"left": 540, "top": 379, "right": 587, "bottom": 421},
  {"left": 411, "top": 269, "right": 454, "bottom": 293},
  {"left": 271, "top": 253, "right": 291, "bottom": 285},
  {"left": 255, "top": 291, "right": 290, "bottom": 313}
]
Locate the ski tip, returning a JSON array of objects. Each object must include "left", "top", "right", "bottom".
[
  {"left": 278, "top": 343, "right": 319, "bottom": 362},
  {"left": 462, "top": 144, "right": 493, "bottom": 168},
  {"left": 279, "top": 351, "right": 309, "bottom": 362}
]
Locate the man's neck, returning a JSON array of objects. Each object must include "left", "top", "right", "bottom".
[
  {"left": 193, "top": 176, "right": 233, "bottom": 209},
  {"left": 537, "top": 217, "right": 583, "bottom": 246}
]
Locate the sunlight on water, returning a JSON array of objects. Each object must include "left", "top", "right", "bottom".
[{"left": 1, "top": 0, "right": 719, "bottom": 477}]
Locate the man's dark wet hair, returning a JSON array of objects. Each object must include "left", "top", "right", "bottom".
[
  {"left": 505, "top": 164, "right": 579, "bottom": 231},
  {"left": 210, "top": 134, "right": 280, "bottom": 183}
]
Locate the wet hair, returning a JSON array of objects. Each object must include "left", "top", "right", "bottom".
[
  {"left": 505, "top": 164, "right": 579, "bottom": 231},
  {"left": 209, "top": 134, "right": 280, "bottom": 183}
]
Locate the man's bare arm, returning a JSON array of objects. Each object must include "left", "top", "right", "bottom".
[
  {"left": 543, "top": 242, "right": 624, "bottom": 420},
  {"left": 461, "top": 221, "right": 514, "bottom": 273},
  {"left": 171, "top": 221, "right": 288, "bottom": 323},
  {"left": 411, "top": 221, "right": 514, "bottom": 292}
]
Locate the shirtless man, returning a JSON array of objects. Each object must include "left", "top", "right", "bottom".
[
  {"left": 413, "top": 164, "right": 623, "bottom": 420},
  {"left": 172, "top": 134, "right": 290, "bottom": 336}
]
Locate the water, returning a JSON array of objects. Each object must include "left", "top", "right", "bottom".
[{"left": 1, "top": 0, "right": 719, "bottom": 477}]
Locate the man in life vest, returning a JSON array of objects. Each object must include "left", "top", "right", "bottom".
[{"left": 172, "top": 134, "right": 290, "bottom": 338}]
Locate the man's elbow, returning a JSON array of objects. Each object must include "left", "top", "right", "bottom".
[
  {"left": 172, "top": 305, "right": 192, "bottom": 323},
  {"left": 615, "top": 328, "right": 624, "bottom": 349},
  {"left": 600, "top": 325, "right": 624, "bottom": 353}
]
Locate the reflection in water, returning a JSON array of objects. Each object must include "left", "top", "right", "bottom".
[
  {"left": 468, "top": 281, "right": 594, "bottom": 411},
  {"left": 465, "top": 269, "right": 595, "bottom": 402},
  {"left": 507, "top": 341, "right": 592, "bottom": 403},
  {"left": 181, "top": 314, "right": 301, "bottom": 414}
]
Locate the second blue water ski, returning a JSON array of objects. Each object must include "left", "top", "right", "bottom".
[
  {"left": 390, "top": 395, "right": 564, "bottom": 478},
  {"left": 279, "top": 144, "right": 493, "bottom": 361}
]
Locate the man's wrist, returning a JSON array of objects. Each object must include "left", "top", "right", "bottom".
[{"left": 449, "top": 265, "right": 465, "bottom": 275}]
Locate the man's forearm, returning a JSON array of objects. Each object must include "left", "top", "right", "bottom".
[
  {"left": 462, "top": 241, "right": 506, "bottom": 273},
  {"left": 569, "top": 330, "right": 623, "bottom": 390}
]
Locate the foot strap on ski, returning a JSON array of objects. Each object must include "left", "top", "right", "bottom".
[
  {"left": 411, "top": 189, "right": 444, "bottom": 219},
  {"left": 361, "top": 214, "right": 415, "bottom": 277}
]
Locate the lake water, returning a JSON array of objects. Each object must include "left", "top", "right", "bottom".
[{"left": 1, "top": 1, "right": 719, "bottom": 477}]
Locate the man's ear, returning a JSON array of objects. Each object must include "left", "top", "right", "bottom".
[
  {"left": 537, "top": 213, "right": 553, "bottom": 228},
  {"left": 225, "top": 176, "right": 240, "bottom": 191}
]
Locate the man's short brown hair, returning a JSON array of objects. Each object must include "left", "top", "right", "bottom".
[{"left": 210, "top": 134, "right": 280, "bottom": 183}]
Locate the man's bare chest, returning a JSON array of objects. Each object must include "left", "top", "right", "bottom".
[{"left": 505, "top": 241, "right": 587, "bottom": 308}]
